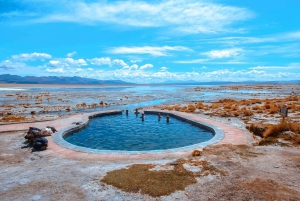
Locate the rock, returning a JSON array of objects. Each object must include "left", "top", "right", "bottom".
[
  {"left": 170, "top": 162, "right": 179, "bottom": 166},
  {"left": 46, "top": 126, "right": 57, "bottom": 133},
  {"left": 33, "top": 137, "right": 48, "bottom": 151},
  {"left": 72, "top": 122, "right": 82, "bottom": 125}
]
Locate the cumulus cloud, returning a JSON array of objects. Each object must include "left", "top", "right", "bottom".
[
  {"left": 46, "top": 68, "right": 65, "bottom": 73},
  {"left": 111, "top": 59, "right": 129, "bottom": 68},
  {"left": 0, "top": 59, "right": 27, "bottom": 69},
  {"left": 12, "top": 52, "right": 52, "bottom": 61},
  {"left": 202, "top": 48, "right": 244, "bottom": 59},
  {"left": 140, "top": 64, "right": 153, "bottom": 70},
  {"left": 160, "top": 66, "right": 168, "bottom": 71},
  {"left": 88, "top": 57, "right": 129, "bottom": 68},
  {"left": 32, "top": 0, "right": 254, "bottom": 34},
  {"left": 88, "top": 57, "right": 111, "bottom": 66},
  {"left": 249, "top": 65, "right": 295, "bottom": 70},
  {"left": 130, "top": 59, "right": 142, "bottom": 63},
  {"left": 66, "top": 51, "right": 77, "bottom": 57},
  {"left": 123, "top": 64, "right": 139, "bottom": 70},
  {"left": 109, "top": 46, "right": 191, "bottom": 56},
  {"left": 48, "top": 58, "right": 87, "bottom": 67}
]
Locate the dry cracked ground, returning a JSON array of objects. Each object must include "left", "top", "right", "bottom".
[{"left": 0, "top": 130, "right": 300, "bottom": 201}]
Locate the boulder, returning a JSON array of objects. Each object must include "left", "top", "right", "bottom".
[{"left": 33, "top": 137, "right": 48, "bottom": 151}]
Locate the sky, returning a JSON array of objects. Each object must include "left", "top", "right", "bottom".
[{"left": 0, "top": 0, "right": 300, "bottom": 83}]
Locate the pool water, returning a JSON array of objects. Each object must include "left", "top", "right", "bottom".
[{"left": 64, "top": 113, "right": 214, "bottom": 151}]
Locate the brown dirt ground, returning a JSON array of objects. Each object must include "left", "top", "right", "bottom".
[{"left": 0, "top": 131, "right": 299, "bottom": 201}]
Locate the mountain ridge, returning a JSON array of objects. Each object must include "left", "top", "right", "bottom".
[{"left": 0, "top": 74, "right": 131, "bottom": 85}]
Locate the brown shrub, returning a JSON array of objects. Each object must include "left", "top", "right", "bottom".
[
  {"left": 263, "top": 121, "right": 300, "bottom": 138},
  {"left": 233, "top": 111, "right": 240, "bottom": 117},
  {"left": 248, "top": 124, "right": 268, "bottom": 137},
  {"left": 174, "top": 105, "right": 181, "bottom": 111},
  {"left": 252, "top": 105, "right": 260, "bottom": 110},
  {"left": 210, "top": 103, "right": 219, "bottom": 109},
  {"left": 0, "top": 115, "right": 27, "bottom": 122},
  {"left": 192, "top": 150, "right": 202, "bottom": 156},
  {"left": 179, "top": 106, "right": 187, "bottom": 112},
  {"left": 243, "top": 110, "right": 253, "bottom": 116},
  {"left": 195, "top": 102, "right": 204, "bottom": 109},
  {"left": 187, "top": 104, "right": 196, "bottom": 112}
]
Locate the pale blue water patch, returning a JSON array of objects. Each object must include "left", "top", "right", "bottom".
[
  {"left": 0, "top": 88, "right": 25, "bottom": 91},
  {"left": 64, "top": 113, "right": 214, "bottom": 151},
  {"left": 221, "top": 89, "right": 273, "bottom": 94}
]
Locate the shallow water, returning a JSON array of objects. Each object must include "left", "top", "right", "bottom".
[{"left": 64, "top": 113, "right": 214, "bottom": 151}]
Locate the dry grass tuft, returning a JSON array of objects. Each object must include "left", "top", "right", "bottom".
[
  {"left": 248, "top": 124, "right": 268, "bottom": 137},
  {"left": 0, "top": 114, "right": 27, "bottom": 122},
  {"left": 195, "top": 102, "right": 204, "bottom": 109},
  {"left": 192, "top": 150, "right": 202, "bottom": 156},
  {"left": 101, "top": 164, "right": 196, "bottom": 197},
  {"left": 101, "top": 159, "right": 227, "bottom": 197},
  {"left": 263, "top": 121, "right": 300, "bottom": 138}
]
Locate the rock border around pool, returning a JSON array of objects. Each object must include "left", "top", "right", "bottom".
[{"left": 52, "top": 110, "right": 225, "bottom": 155}]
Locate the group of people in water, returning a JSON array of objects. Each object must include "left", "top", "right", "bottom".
[{"left": 125, "top": 109, "right": 170, "bottom": 122}]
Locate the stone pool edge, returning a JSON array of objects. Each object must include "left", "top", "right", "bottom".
[{"left": 52, "top": 110, "right": 225, "bottom": 155}]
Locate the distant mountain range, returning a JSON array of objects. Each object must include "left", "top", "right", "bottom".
[{"left": 0, "top": 74, "right": 131, "bottom": 85}]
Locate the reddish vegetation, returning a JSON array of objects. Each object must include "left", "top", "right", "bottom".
[
  {"left": 0, "top": 115, "right": 28, "bottom": 122},
  {"left": 159, "top": 96, "right": 300, "bottom": 120},
  {"left": 248, "top": 121, "right": 300, "bottom": 145}
]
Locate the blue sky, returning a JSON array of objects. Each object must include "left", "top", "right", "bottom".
[{"left": 0, "top": 0, "right": 300, "bottom": 83}]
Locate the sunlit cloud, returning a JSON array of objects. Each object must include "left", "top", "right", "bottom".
[
  {"left": 108, "top": 46, "right": 191, "bottom": 56},
  {"left": 12, "top": 52, "right": 52, "bottom": 61},
  {"left": 140, "top": 64, "right": 153, "bottom": 70},
  {"left": 31, "top": 0, "right": 254, "bottom": 34},
  {"left": 66, "top": 51, "right": 77, "bottom": 57},
  {"left": 202, "top": 48, "right": 244, "bottom": 59}
]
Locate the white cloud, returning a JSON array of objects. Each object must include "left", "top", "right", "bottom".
[
  {"left": 65, "top": 58, "right": 87, "bottom": 66},
  {"left": 203, "top": 48, "right": 244, "bottom": 59},
  {"left": 12, "top": 52, "right": 52, "bottom": 61},
  {"left": 46, "top": 68, "right": 65, "bottom": 73},
  {"left": 109, "top": 46, "right": 191, "bottom": 56},
  {"left": 33, "top": 0, "right": 254, "bottom": 34},
  {"left": 140, "top": 64, "right": 153, "bottom": 70},
  {"left": 175, "top": 59, "right": 208, "bottom": 64},
  {"left": 48, "top": 58, "right": 87, "bottom": 67},
  {"left": 130, "top": 59, "right": 142, "bottom": 63},
  {"left": 111, "top": 59, "right": 129, "bottom": 68},
  {"left": 174, "top": 59, "right": 246, "bottom": 64},
  {"left": 88, "top": 57, "right": 129, "bottom": 68},
  {"left": 123, "top": 64, "right": 139, "bottom": 70},
  {"left": 88, "top": 57, "right": 111, "bottom": 66},
  {"left": 249, "top": 65, "right": 296, "bottom": 70},
  {"left": 0, "top": 59, "right": 28, "bottom": 70},
  {"left": 79, "top": 68, "right": 300, "bottom": 83},
  {"left": 49, "top": 60, "right": 60, "bottom": 67},
  {"left": 160, "top": 66, "right": 168, "bottom": 71},
  {"left": 67, "top": 51, "right": 77, "bottom": 57}
]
